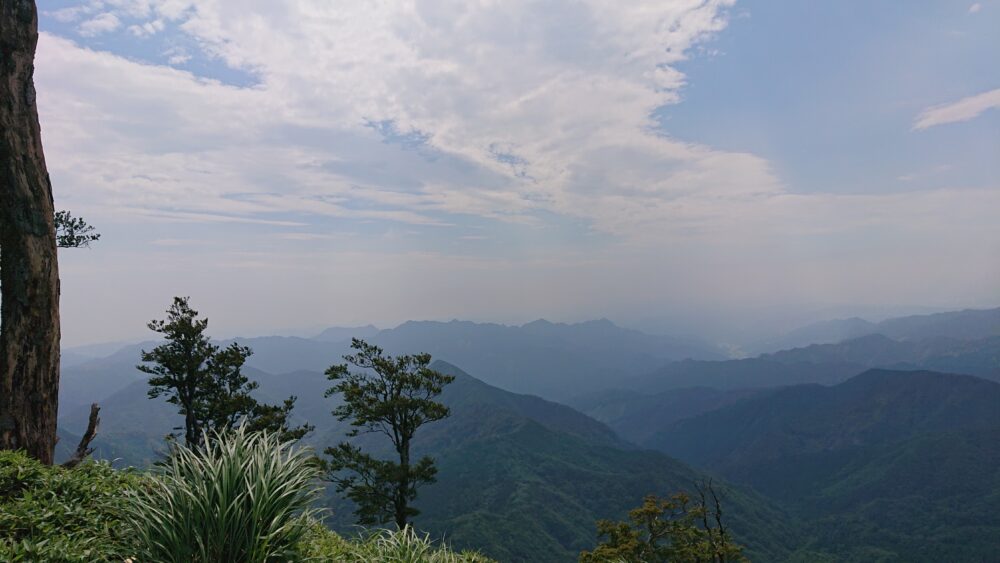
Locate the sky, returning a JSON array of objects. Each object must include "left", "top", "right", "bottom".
[{"left": 34, "top": 0, "right": 1000, "bottom": 346}]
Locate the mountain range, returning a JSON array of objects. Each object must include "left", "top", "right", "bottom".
[
  {"left": 59, "top": 361, "right": 799, "bottom": 562},
  {"left": 60, "top": 318, "right": 720, "bottom": 411},
  {"left": 57, "top": 306, "right": 1000, "bottom": 561},
  {"left": 646, "top": 370, "right": 1000, "bottom": 562},
  {"left": 756, "top": 307, "right": 1000, "bottom": 353}
]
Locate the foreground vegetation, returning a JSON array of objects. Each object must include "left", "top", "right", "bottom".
[
  {"left": 0, "top": 450, "right": 141, "bottom": 561},
  {"left": 0, "top": 432, "right": 492, "bottom": 562}
]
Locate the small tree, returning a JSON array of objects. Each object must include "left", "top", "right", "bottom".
[
  {"left": 325, "top": 339, "right": 454, "bottom": 529},
  {"left": 54, "top": 211, "right": 100, "bottom": 249},
  {"left": 579, "top": 482, "right": 746, "bottom": 563},
  {"left": 138, "top": 297, "right": 311, "bottom": 449}
]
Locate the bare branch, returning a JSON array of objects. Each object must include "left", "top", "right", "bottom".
[{"left": 61, "top": 403, "right": 100, "bottom": 469}]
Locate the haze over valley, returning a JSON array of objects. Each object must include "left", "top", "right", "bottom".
[{"left": 56, "top": 306, "right": 1000, "bottom": 560}]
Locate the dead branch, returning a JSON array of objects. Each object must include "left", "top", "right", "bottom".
[{"left": 61, "top": 403, "right": 100, "bottom": 469}]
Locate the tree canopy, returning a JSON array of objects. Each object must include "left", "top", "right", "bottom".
[
  {"left": 580, "top": 484, "right": 746, "bottom": 563},
  {"left": 138, "top": 297, "right": 311, "bottom": 449},
  {"left": 325, "top": 338, "right": 454, "bottom": 529}
]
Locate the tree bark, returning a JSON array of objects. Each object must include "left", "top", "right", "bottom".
[
  {"left": 0, "top": 0, "right": 62, "bottom": 465},
  {"left": 395, "top": 437, "right": 410, "bottom": 530}
]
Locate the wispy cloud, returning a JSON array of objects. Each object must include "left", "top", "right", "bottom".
[
  {"left": 78, "top": 12, "right": 120, "bottom": 36},
  {"left": 913, "top": 88, "right": 1000, "bottom": 130}
]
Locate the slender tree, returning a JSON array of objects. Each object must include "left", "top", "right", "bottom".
[
  {"left": 0, "top": 0, "right": 62, "bottom": 464},
  {"left": 325, "top": 338, "right": 454, "bottom": 529},
  {"left": 139, "top": 297, "right": 311, "bottom": 449}
]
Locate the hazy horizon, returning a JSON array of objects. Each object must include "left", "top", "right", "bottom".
[
  {"left": 36, "top": 1, "right": 999, "bottom": 347},
  {"left": 62, "top": 301, "right": 986, "bottom": 354}
]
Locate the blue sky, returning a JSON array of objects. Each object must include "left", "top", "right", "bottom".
[
  {"left": 34, "top": 0, "right": 1000, "bottom": 345},
  {"left": 659, "top": 1, "right": 1000, "bottom": 194}
]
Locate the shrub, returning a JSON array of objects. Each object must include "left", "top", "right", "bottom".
[
  {"left": 300, "top": 523, "right": 496, "bottom": 562},
  {"left": 579, "top": 486, "right": 747, "bottom": 563},
  {"left": 126, "top": 425, "right": 322, "bottom": 562},
  {"left": 0, "top": 450, "right": 144, "bottom": 562}
]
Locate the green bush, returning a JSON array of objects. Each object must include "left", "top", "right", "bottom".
[
  {"left": 300, "top": 523, "right": 496, "bottom": 562},
  {"left": 0, "top": 450, "right": 144, "bottom": 562},
  {"left": 126, "top": 425, "right": 322, "bottom": 562}
]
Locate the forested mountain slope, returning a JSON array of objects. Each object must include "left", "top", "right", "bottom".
[
  {"left": 648, "top": 369, "right": 1000, "bottom": 562},
  {"left": 58, "top": 361, "right": 801, "bottom": 562},
  {"left": 319, "top": 362, "right": 802, "bottom": 562}
]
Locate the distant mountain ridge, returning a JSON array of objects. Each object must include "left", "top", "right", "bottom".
[
  {"left": 758, "top": 306, "right": 1000, "bottom": 352},
  {"left": 366, "top": 319, "right": 722, "bottom": 399},
  {"left": 311, "top": 324, "right": 380, "bottom": 342},
  {"left": 61, "top": 318, "right": 721, "bottom": 405},
  {"left": 765, "top": 333, "right": 1000, "bottom": 380},
  {"left": 613, "top": 332, "right": 1000, "bottom": 402}
]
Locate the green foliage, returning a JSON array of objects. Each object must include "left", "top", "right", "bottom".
[
  {"left": 0, "top": 439, "right": 497, "bottom": 563},
  {"left": 126, "top": 425, "right": 322, "bottom": 562},
  {"left": 326, "top": 338, "right": 455, "bottom": 529},
  {"left": 54, "top": 210, "right": 100, "bottom": 249},
  {"left": 299, "top": 523, "right": 495, "bottom": 562},
  {"left": 579, "top": 486, "right": 746, "bottom": 563},
  {"left": 139, "top": 296, "right": 311, "bottom": 449},
  {"left": 0, "top": 450, "right": 143, "bottom": 562}
]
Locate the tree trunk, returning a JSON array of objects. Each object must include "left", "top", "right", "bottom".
[
  {"left": 0, "top": 0, "right": 61, "bottom": 465},
  {"left": 185, "top": 407, "right": 199, "bottom": 449},
  {"left": 395, "top": 438, "right": 410, "bottom": 529}
]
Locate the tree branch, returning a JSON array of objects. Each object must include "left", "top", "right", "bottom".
[{"left": 61, "top": 403, "right": 100, "bottom": 469}]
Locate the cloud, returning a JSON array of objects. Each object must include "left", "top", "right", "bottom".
[
  {"left": 33, "top": 2, "right": 1000, "bottom": 345},
  {"left": 969, "top": 3, "right": 982, "bottom": 13},
  {"left": 913, "top": 88, "right": 1000, "bottom": 130},
  {"left": 128, "top": 20, "right": 166, "bottom": 37},
  {"left": 36, "top": 2, "right": 1000, "bottom": 246},
  {"left": 78, "top": 13, "right": 121, "bottom": 36},
  {"left": 163, "top": 46, "right": 191, "bottom": 65},
  {"left": 48, "top": 6, "right": 91, "bottom": 23},
  {"left": 38, "top": 1, "right": 762, "bottom": 240}
]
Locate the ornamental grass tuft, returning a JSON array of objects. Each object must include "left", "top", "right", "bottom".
[{"left": 126, "top": 425, "right": 322, "bottom": 563}]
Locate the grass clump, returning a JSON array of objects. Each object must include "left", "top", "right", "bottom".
[
  {"left": 300, "top": 523, "right": 496, "bottom": 562},
  {"left": 0, "top": 450, "right": 144, "bottom": 562},
  {"left": 126, "top": 425, "right": 322, "bottom": 562}
]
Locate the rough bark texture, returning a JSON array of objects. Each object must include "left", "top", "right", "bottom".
[{"left": 0, "top": 0, "right": 61, "bottom": 464}]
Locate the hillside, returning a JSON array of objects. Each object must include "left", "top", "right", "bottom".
[
  {"left": 647, "top": 369, "right": 1000, "bottom": 561},
  {"left": 58, "top": 361, "right": 801, "bottom": 562},
  {"left": 620, "top": 357, "right": 863, "bottom": 395},
  {"left": 320, "top": 362, "right": 801, "bottom": 562},
  {"left": 571, "top": 386, "right": 769, "bottom": 444}
]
